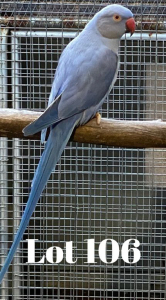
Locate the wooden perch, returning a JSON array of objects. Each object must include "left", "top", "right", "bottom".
[{"left": 0, "top": 108, "right": 166, "bottom": 148}]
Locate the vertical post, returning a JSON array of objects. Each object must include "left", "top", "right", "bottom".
[
  {"left": 0, "top": 27, "right": 9, "bottom": 299},
  {"left": 145, "top": 63, "right": 166, "bottom": 187},
  {"left": 11, "top": 34, "right": 21, "bottom": 298}
]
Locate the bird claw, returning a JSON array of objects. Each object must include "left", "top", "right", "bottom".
[{"left": 95, "top": 112, "right": 101, "bottom": 125}]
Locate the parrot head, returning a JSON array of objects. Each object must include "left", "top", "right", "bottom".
[{"left": 96, "top": 4, "right": 136, "bottom": 39}]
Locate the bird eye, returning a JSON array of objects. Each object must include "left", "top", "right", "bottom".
[{"left": 113, "top": 14, "right": 122, "bottom": 22}]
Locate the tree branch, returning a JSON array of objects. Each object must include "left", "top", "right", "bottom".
[{"left": 0, "top": 109, "right": 166, "bottom": 148}]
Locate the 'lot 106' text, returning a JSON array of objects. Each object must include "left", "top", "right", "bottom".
[{"left": 26, "top": 238, "right": 141, "bottom": 264}]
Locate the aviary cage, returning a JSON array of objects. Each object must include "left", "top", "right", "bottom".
[{"left": 0, "top": 1, "right": 166, "bottom": 299}]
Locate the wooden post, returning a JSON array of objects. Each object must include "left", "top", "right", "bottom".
[{"left": 0, "top": 109, "right": 166, "bottom": 148}]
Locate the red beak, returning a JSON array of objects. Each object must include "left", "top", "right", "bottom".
[{"left": 125, "top": 17, "right": 136, "bottom": 36}]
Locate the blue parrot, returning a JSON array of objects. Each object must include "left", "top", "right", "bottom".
[{"left": 0, "top": 4, "right": 135, "bottom": 283}]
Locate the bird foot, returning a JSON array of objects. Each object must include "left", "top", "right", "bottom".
[{"left": 95, "top": 112, "right": 101, "bottom": 125}]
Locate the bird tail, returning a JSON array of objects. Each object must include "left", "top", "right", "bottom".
[{"left": 0, "top": 114, "right": 80, "bottom": 284}]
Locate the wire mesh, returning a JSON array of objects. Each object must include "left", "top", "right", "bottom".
[{"left": 0, "top": 1, "right": 166, "bottom": 299}]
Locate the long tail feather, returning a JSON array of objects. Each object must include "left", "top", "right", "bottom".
[{"left": 0, "top": 115, "right": 80, "bottom": 284}]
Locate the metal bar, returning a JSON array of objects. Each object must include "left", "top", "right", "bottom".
[
  {"left": 11, "top": 35, "right": 21, "bottom": 298},
  {"left": 0, "top": 27, "right": 9, "bottom": 300},
  {"left": 12, "top": 31, "right": 166, "bottom": 41}
]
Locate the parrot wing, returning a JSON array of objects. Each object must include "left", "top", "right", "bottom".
[{"left": 23, "top": 46, "right": 118, "bottom": 137}]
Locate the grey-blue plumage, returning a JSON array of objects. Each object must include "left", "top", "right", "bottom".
[
  {"left": 0, "top": 4, "right": 135, "bottom": 283},
  {"left": 24, "top": 38, "right": 118, "bottom": 137}
]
